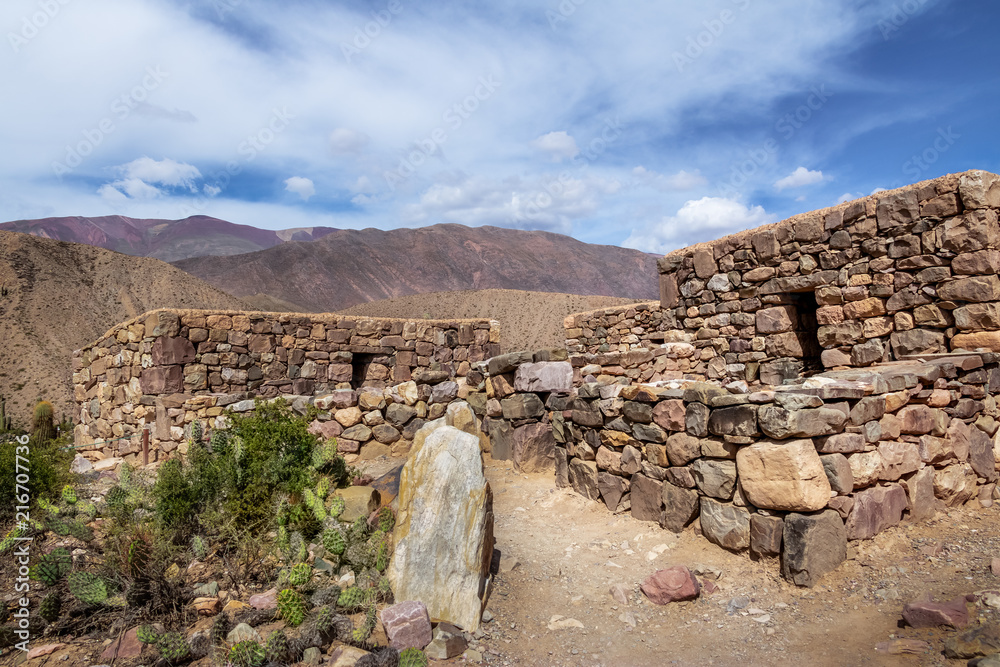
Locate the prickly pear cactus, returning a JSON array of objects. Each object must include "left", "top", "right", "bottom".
[
  {"left": 288, "top": 562, "right": 311, "bottom": 587},
  {"left": 67, "top": 519, "right": 93, "bottom": 542},
  {"left": 228, "top": 639, "right": 266, "bottom": 667},
  {"left": 209, "top": 429, "right": 229, "bottom": 456},
  {"left": 68, "top": 571, "right": 107, "bottom": 606},
  {"left": 264, "top": 629, "right": 290, "bottom": 664},
  {"left": 328, "top": 494, "right": 345, "bottom": 519},
  {"left": 30, "top": 548, "right": 71, "bottom": 586},
  {"left": 349, "top": 516, "right": 368, "bottom": 543},
  {"left": 106, "top": 485, "right": 128, "bottom": 508},
  {"left": 399, "top": 647, "right": 429, "bottom": 667},
  {"left": 321, "top": 527, "right": 346, "bottom": 556},
  {"left": 277, "top": 588, "right": 306, "bottom": 627},
  {"left": 61, "top": 485, "right": 77, "bottom": 505},
  {"left": 38, "top": 591, "right": 61, "bottom": 622},
  {"left": 316, "top": 476, "right": 330, "bottom": 500},
  {"left": 289, "top": 531, "right": 306, "bottom": 564}
]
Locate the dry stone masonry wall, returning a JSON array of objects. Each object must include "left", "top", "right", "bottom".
[
  {"left": 469, "top": 350, "right": 1000, "bottom": 587},
  {"left": 567, "top": 170, "right": 1000, "bottom": 388},
  {"left": 72, "top": 309, "right": 499, "bottom": 461}
]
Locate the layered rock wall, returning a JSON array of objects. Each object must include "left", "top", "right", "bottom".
[{"left": 71, "top": 309, "right": 499, "bottom": 460}]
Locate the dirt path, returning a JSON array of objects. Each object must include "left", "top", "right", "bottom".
[{"left": 476, "top": 460, "right": 1000, "bottom": 667}]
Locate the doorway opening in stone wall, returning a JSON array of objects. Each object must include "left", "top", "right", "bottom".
[
  {"left": 351, "top": 353, "right": 377, "bottom": 389},
  {"left": 791, "top": 290, "right": 823, "bottom": 375}
]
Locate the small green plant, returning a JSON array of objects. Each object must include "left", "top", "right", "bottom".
[
  {"left": 337, "top": 586, "right": 367, "bottom": 611},
  {"left": 228, "top": 640, "right": 266, "bottom": 667},
  {"left": 136, "top": 624, "right": 161, "bottom": 645},
  {"left": 38, "top": 591, "right": 61, "bottom": 622},
  {"left": 399, "top": 647, "right": 430, "bottom": 667},
  {"left": 288, "top": 562, "right": 312, "bottom": 587},
  {"left": 377, "top": 507, "right": 395, "bottom": 533},
  {"left": 30, "top": 548, "right": 72, "bottom": 586},
  {"left": 61, "top": 485, "right": 77, "bottom": 505},
  {"left": 315, "top": 476, "right": 330, "bottom": 500},
  {"left": 68, "top": 571, "right": 108, "bottom": 606},
  {"left": 352, "top": 604, "right": 377, "bottom": 644},
  {"left": 321, "top": 527, "right": 346, "bottom": 556},
  {"left": 191, "top": 535, "right": 208, "bottom": 560},
  {"left": 264, "top": 629, "right": 291, "bottom": 664},
  {"left": 276, "top": 588, "right": 307, "bottom": 627},
  {"left": 328, "top": 494, "right": 345, "bottom": 520},
  {"left": 155, "top": 631, "right": 190, "bottom": 664}
]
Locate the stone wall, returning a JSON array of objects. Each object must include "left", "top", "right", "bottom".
[
  {"left": 473, "top": 350, "right": 1000, "bottom": 586},
  {"left": 71, "top": 309, "right": 500, "bottom": 461},
  {"left": 652, "top": 170, "right": 1000, "bottom": 386}
]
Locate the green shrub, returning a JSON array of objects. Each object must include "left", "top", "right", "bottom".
[
  {"left": 0, "top": 432, "right": 72, "bottom": 522},
  {"left": 151, "top": 459, "right": 197, "bottom": 530}
]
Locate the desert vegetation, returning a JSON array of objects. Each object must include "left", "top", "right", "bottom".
[{"left": 0, "top": 398, "right": 423, "bottom": 666}]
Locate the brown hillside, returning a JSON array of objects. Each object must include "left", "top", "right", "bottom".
[
  {"left": 341, "top": 289, "right": 646, "bottom": 353},
  {"left": 0, "top": 231, "right": 249, "bottom": 427},
  {"left": 174, "top": 224, "right": 659, "bottom": 312}
]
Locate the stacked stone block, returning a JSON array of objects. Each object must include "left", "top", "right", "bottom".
[
  {"left": 652, "top": 171, "right": 1000, "bottom": 385},
  {"left": 546, "top": 352, "right": 1000, "bottom": 586},
  {"left": 72, "top": 308, "right": 499, "bottom": 459}
]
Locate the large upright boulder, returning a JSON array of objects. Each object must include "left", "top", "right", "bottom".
[{"left": 388, "top": 426, "right": 494, "bottom": 632}]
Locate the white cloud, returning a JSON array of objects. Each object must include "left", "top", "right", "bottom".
[
  {"left": 632, "top": 166, "right": 707, "bottom": 192},
  {"left": 118, "top": 157, "right": 201, "bottom": 190},
  {"left": 530, "top": 131, "right": 579, "bottom": 162},
  {"left": 774, "top": 167, "right": 825, "bottom": 191},
  {"left": 98, "top": 177, "right": 163, "bottom": 203},
  {"left": 329, "top": 128, "right": 370, "bottom": 155},
  {"left": 623, "top": 197, "right": 776, "bottom": 254},
  {"left": 284, "top": 176, "right": 316, "bottom": 201},
  {"left": 203, "top": 184, "right": 222, "bottom": 197}
]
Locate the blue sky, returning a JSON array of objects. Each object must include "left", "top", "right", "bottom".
[{"left": 1, "top": 0, "right": 996, "bottom": 252}]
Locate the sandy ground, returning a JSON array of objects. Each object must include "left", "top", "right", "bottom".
[{"left": 476, "top": 460, "right": 1000, "bottom": 667}]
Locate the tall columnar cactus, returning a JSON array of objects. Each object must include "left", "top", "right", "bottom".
[
  {"left": 32, "top": 401, "right": 55, "bottom": 443},
  {"left": 0, "top": 395, "right": 12, "bottom": 432},
  {"left": 190, "top": 419, "right": 203, "bottom": 444}
]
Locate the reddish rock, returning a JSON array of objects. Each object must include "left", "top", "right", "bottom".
[
  {"left": 512, "top": 423, "right": 556, "bottom": 473},
  {"left": 380, "top": 600, "right": 433, "bottom": 651},
  {"left": 308, "top": 419, "right": 343, "bottom": 440},
  {"left": 101, "top": 627, "right": 143, "bottom": 660},
  {"left": 630, "top": 474, "right": 664, "bottom": 522},
  {"left": 31, "top": 643, "right": 67, "bottom": 660},
  {"left": 903, "top": 597, "right": 969, "bottom": 628},
  {"left": 899, "top": 405, "right": 939, "bottom": 435},
  {"left": 846, "top": 484, "right": 908, "bottom": 540},
  {"left": 598, "top": 472, "right": 629, "bottom": 512},
  {"left": 652, "top": 399, "right": 686, "bottom": 431},
  {"left": 152, "top": 335, "right": 196, "bottom": 365},
  {"left": 641, "top": 566, "right": 701, "bottom": 604},
  {"left": 139, "top": 365, "right": 184, "bottom": 394},
  {"left": 249, "top": 588, "right": 278, "bottom": 609},
  {"left": 756, "top": 306, "right": 798, "bottom": 334}
]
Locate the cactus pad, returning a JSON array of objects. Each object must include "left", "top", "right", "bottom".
[
  {"left": 264, "top": 629, "right": 290, "bottom": 664},
  {"left": 68, "top": 571, "right": 107, "bottom": 606},
  {"left": 337, "top": 586, "right": 367, "bottom": 611},
  {"left": 328, "top": 494, "right": 346, "bottom": 519},
  {"left": 277, "top": 588, "right": 307, "bottom": 627},
  {"left": 61, "top": 485, "right": 77, "bottom": 505},
  {"left": 136, "top": 624, "right": 160, "bottom": 644},
  {"left": 38, "top": 591, "right": 61, "bottom": 622},
  {"left": 321, "top": 527, "right": 347, "bottom": 556},
  {"left": 31, "top": 548, "right": 71, "bottom": 586},
  {"left": 288, "top": 562, "right": 312, "bottom": 587}
]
